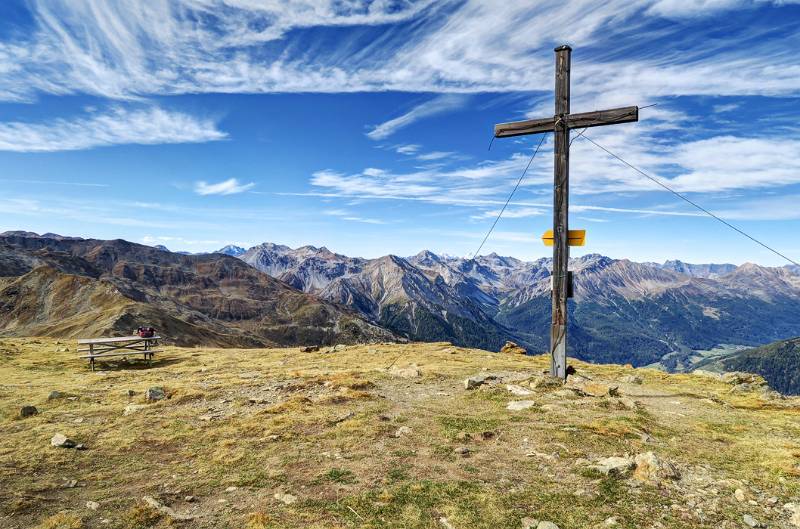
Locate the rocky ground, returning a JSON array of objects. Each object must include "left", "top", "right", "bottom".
[{"left": 1, "top": 338, "right": 799, "bottom": 529}]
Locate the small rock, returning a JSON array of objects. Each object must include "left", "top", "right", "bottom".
[
  {"left": 225, "top": 486, "right": 237, "bottom": 492},
  {"left": 185, "top": 496, "right": 195, "bottom": 502},
  {"left": 274, "top": 492, "right": 297, "bottom": 505},
  {"left": 300, "top": 345, "right": 320, "bottom": 352},
  {"left": 86, "top": 501, "right": 100, "bottom": 511},
  {"left": 439, "top": 517, "right": 456, "bottom": 529},
  {"left": 537, "top": 522, "right": 561, "bottom": 529},
  {"left": 125, "top": 390, "right": 136, "bottom": 397},
  {"left": 506, "top": 384, "right": 533, "bottom": 396},
  {"left": 633, "top": 452, "right": 680, "bottom": 483},
  {"left": 145, "top": 387, "right": 166, "bottom": 401},
  {"left": 389, "top": 364, "right": 422, "bottom": 379},
  {"left": 571, "top": 382, "right": 616, "bottom": 397},
  {"left": 507, "top": 400, "right": 536, "bottom": 411},
  {"left": 142, "top": 496, "right": 195, "bottom": 521},
  {"left": 616, "top": 397, "right": 640, "bottom": 410},
  {"left": 742, "top": 514, "right": 760, "bottom": 527},
  {"left": 51, "top": 433, "right": 76, "bottom": 448},
  {"left": 48, "top": 390, "right": 64, "bottom": 400},
  {"left": 500, "top": 341, "right": 527, "bottom": 355},
  {"left": 124, "top": 404, "right": 148, "bottom": 416},
  {"left": 465, "top": 374, "right": 496, "bottom": 390},
  {"left": 784, "top": 503, "right": 800, "bottom": 527},
  {"left": 63, "top": 479, "right": 78, "bottom": 488},
  {"left": 604, "top": 517, "right": 619, "bottom": 526},
  {"left": 454, "top": 446, "right": 470, "bottom": 457},
  {"left": 19, "top": 405, "right": 38, "bottom": 418},
  {"left": 734, "top": 488, "right": 746, "bottom": 502},
  {"left": 332, "top": 344, "right": 346, "bottom": 352},
  {"left": 590, "top": 456, "right": 635, "bottom": 477},
  {"left": 620, "top": 374, "right": 643, "bottom": 385},
  {"left": 521, "top": 517, "right": 539, "bottom": 529},
  {"left": 75, "top": 444, "right": 87, "bottom": 451},
  {"left": 394, "top": 426, "right": 412, "bottom": 438}
]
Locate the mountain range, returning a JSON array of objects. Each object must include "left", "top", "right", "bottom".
[
  {"left": 1, "top": 231, "right": 799, "bottom": 372},
  {"left": 0, "top": 232, "right": 393, "bottom": 347},
  {"left": 238, "top": 241, "right": 800, "bottom": 368}
]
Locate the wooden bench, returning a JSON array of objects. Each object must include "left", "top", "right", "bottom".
[{"left": 78, "top": 336, "right": 162, "bottom": 371}]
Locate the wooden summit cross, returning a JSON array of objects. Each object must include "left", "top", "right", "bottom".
[{"left": 493, "top": 45, "right": 638, "bottom": 380}]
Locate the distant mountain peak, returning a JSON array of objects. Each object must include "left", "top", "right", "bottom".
[{"left": 216, "top": 244, "right": 247, "bottom": 257}]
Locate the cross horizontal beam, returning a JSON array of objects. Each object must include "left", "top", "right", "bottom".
[{"left": 494, "top": 105, "right": 638, "bottom": 138}]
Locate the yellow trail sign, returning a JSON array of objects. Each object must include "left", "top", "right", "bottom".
[{"left": 541, "top": 229, "right": 586, "bottom": 247}]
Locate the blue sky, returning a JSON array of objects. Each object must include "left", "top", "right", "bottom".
[{"left": 0, "top": 1, "right": 799, "bottom": 265}]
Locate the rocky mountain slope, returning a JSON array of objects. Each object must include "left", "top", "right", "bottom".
[
  {"left": 695, "top": 336, "right": 800, "bottom": 395},
  {"left": 238, "top": 242, "right": 800, "bottom": 367},
  {"left": 0, "top": 233, "right": 394, "bottom": 347},
  {"left": 3, "top": 338, "right": 799, "bottom": 529}
]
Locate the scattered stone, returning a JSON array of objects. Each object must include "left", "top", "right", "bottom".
[
  {"left": 633, "top": 452, "right": 680, "bottom": 483},
  {"left": 124, "top": 404, "right": 148, "bottom": 416},
  {"left": 537, "top": 522, "right": 561, "bottom": 529},
  {"left": 300, "top": 345, "right": 320, "bottom": 352},
  {"left": 500, "top": 341, "right": 527, "bottom": 355},
  {"left": 507, "top": 400, "right": 536, "bottom": 411},
  {"left": 332, "top": 344, "right": 347, "bottom": 352},
  {"left": 454, "top": 446, "right": 470, "bottom": 457},
  {"left": 521, "top": 517, "right": 539, "bottom": 529},
  {"left": 125, "top": 390, "right": 136, "bottom": 397},
  {"left": 86, "top": 501, "right": 100, "bottom": 511},
  {"left": 734, "top": 488, "right": 746, "bottom": 502},
  {"left": 145, "top": 387, "right": 166, "bottom": 401},
  {"left": 394, "top": 426, "right": 412, "bottom": 438},
  {"left": 389, "top": 364, "right": 422, "bottom": 379},
  {"left": 784, "top": 503, "right": 800, "bottom": 527},
  {"left": 506, "top": 384, "right": 533, "bottom": 396},
  {"left": 51, "top": 433, "right": 76, "bottom": 448},
  {"left": 75, "top": 444, "right": 87, "bottom": 451},
  {"left": 604, "top": 516, "right": 619, "bottom": 526},
  {"left": 73, "top": 417, "right": 84, "bottom": 424},
  {"left": 620, "top": 374, "right": 643, "bottom": 385},
  {"left": 742, "top": 514, "right": 760, "bottom": 527},
  {"left": 142, "top": 496, "right": 195, "bottom": 521},
  {"left": 465, "top": 374, "right": 497, "bottom": 390},
  {"left": 616, "top": 397, "right": 640, "bottom": 410},
  {"left": 225, "top": 486, "right": 237, "bottom": 493},
  {"left": 63, "top": 479, "right": 78, "bottom": 489},
  {"left": 19, "top": 405, "right": 38, "bottom": 418},
  {"left": 185, "top": 495, "right": 195, "bottom": 502},
  {"left": 274, "top": 491, "right": 297, "bottom": 505},
  {"left": 48, "top": 390, "right": 64, "bottom": 400},
  {"left": 722, "top": 372, "right": 767, "bottom": 387},
  {"left": 590, "top": 456, "right": 635, "bottom": 477},
  {"left": 439, "top": 517, "right": 456, "bottom": 529}
]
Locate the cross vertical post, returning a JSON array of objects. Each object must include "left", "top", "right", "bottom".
[
  {"left": 551, "top": 45, "right": 571, "bottom": 379},
  {"left": 493, "top": 45, "right": 638, "bottom": 380}
]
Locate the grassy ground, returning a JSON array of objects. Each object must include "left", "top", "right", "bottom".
[{"left": 1, "top": 338, "right": 799, "bottom": 529}]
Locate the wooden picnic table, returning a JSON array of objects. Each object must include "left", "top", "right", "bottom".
[{"left": 78, "top": 335, "right": 162, "bottom": 371}]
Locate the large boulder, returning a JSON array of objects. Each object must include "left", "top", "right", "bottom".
[
  {"left": 500, "top": 341, "right": 527, "bottom": 355},
  {"left": 51, "top": 433, "right": 76, "bottom": 448},
  {"left": 589, "top": 456, "right": 635, "bottom": 477}
]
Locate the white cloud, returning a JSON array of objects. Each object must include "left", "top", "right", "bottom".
[
  {"left": 194, "top": 178, "right": 255, "bottom": 196},
  {"left": 2, "top": 1, "right": 800, "bottom": 103},
  {"left": 366, "top": 95, "right": 468, "bottom": 140},
  {"left": 0, "top": 106, "right": 226, "bottom": 152},
  {"left": 396, "top": 144, "right": 421, "bottom": 155}
]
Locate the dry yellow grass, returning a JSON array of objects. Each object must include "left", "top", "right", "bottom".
[{"left": 1, "top": 338, "right": 799, "bottom": 529}]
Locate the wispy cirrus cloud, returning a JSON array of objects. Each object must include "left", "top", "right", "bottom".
[
  {"left": 366, "top": 95, "right": 469, "bottom": 140},
  {"left": 2, "top": 1, "right": 800, "bottom": 106},
  {"left": 0, "top": 106, "right": 226, "bottom": 152},
  {"left": 194, "top": 178, "right": 255, "bottom": 196}
]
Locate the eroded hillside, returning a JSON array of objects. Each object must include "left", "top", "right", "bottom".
[{"left": 2, "top": 339, "right": 799, "bottom": 529}]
